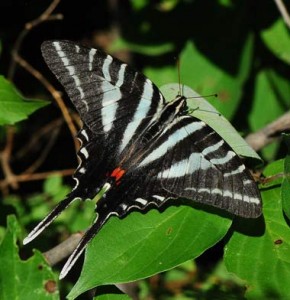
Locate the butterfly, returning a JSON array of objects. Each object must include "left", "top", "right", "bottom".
[{"left": 23, "top": 40, "right": 262, "bottom": 279}]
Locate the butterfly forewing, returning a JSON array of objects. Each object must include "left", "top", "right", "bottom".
[
  {"left": 41, "top": 41, "right": 165, "bottom": 155},
  {"left": 24, "top": 40, "right": 262, "bottom": 278}
]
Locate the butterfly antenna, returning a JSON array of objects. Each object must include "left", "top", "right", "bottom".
[
  {"left": 23, "top": 195, "right": 78, "bottom": 245},
  {"left": 187, "top": 93, "right": 218, "bottom": 99},
  {"left": 177, "top": 58, "right": 182, "bottom": 96},
  {"left": 59, "top": 212, "right": 110, "bottom": 279},
  {"left": 174, "top": 56, "right": 182, "bottom": 97}
]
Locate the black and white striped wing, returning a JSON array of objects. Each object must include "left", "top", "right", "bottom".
[
  {"left": 154, "top": 116, "right": 261, "bottom": 218},
  {"left": 105, "top": 115, "right": 261, "bottom": 219},
  {"left": 41, "top": 40, "right": 165, "bottom": 157},
  {"left": 24, "top": 41, "right": 165, "bottom": 246}
]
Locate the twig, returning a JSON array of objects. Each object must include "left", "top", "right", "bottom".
[
  {"left": 44, "top": 232, "right": 83, "bottom": 266},
  {"left": 0, "top": 169, "right": 74, "bottom": 190},
  {"left": 23, "top": 123, "right": 62, "bottom": 175},
  {"left": 0, "top": 127, "right": 18, "bottom": 190},
  {"left": 8, "top": 0, "right": 63, "bottom": 80},
  {"left": 1, "top": 0, "right": 80, "bottom": 191},
  {"left": 245, "top": 111, "right": 290, "bottom": 151},
  {"left": 13, "top": 53, "right": 78, "bottom": 146},
  {"left": 0, "top": 0, "right": 69, "bottom": 189},
  {"left": 273, "top": 0, "right": 290, "bottom": 29},
  {"left": 15, "top": 118, "right": 63, "bottom": 162}
]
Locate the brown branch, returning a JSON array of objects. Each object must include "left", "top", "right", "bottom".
[
  {"left": 44, "top": 232, "right": 83, "bottom": 266},
  {"left": 15, "top": 118, "right": 63, "bottom": 163},
  {"left": 23, "top": 124, "right": 62, "bottom": 175},
  {"left": 273, "top": 0, "right": 290, "bottom": 29},
  {"left": 13, "top": 52, "right": 79, "bottom": 144},
  {"left": 8, "top": 0, "right": 63, "bottom": 80},
  {"left": 245, "top": 111, "right": 290, "bottom": 151},
  {"left": 0, "top": 127, "right": 18, "bottom": 190},
  {"left": 0, "top": 0, "right": 71, "bottom": 192},
  {"left": 0, "top": 169, "right": 74, "bottom": 190}
]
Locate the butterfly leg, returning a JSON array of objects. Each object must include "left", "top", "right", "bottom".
[{"left": 23, "top": 195, "right": 79, "bottom": 245}]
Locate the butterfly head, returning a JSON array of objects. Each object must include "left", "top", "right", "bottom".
[{"left": 172, "top": 95, "right": 188, "bottom": 116}]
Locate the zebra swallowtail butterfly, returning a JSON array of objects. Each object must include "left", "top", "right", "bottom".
[{"left": 23, "top": 40, "right": 262, "bottom": 279}]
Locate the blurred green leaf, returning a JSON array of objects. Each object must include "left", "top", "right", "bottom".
[
  {"left": 0, "top": 76, "right": 49, "bottom": 125},
  {"left": 25, "top": 177, "right": 92, "bottom": 233},
  {"left": 225, "top": 160, "right": 290, "bottom": 299},
  {"left": 43, "top": 175, "right": 70, "bottom": 202},
  {"left": 68, "top": 206, "right": 231, "bottom": 299},
  {"left": 261, "top": 18, "right": 290, "bottom": 64},
  {"left": 144, "top": 65, "right": 177, "bottom": 87},
  {"left": 111, "top": 38, "right": 174, "bottom": 56},
  {"left": 44, "top": 175, "right": 63, "bottom": 196},
  {"left": 249, "top": 69, "right": 286, "bottom": 160},
  {"left": 129, "top": 0, "right": 149, "bottom": 11},
  {"left": 94, "top": 294, "right": 131, "bottom": 300},
  {"left": 93, "top": 285, "right": 131, "bottom": 300},
  {"left": 282, "top": 134, "right": 290, "bottom": 219},
  {"left": 0, "top": 215, "right": 58, "bottom": 300},
  {"left": 178, "top": 37, "right": 253, "bottom": 119}
]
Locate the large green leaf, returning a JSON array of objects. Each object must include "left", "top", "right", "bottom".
[
  {"left": 68, "top": 206, "right": 232, "bottom": 299},
  {"left": 161, "top": 84, "right": 262, "bottom": 164},
  {"left": 144, "top": 65, "right": 177, "bottom": 88},
  {"left": 177, "top": 37, "right": 253, "bottom": 119},
  {"left": 0, "top": 215, "right": 58, "bottom": 300},
  {"left": 261, "top": 18, "right": 290, "bottom": 65},
  {"left": 144, "top": 34, "right": 254, "bottom": 121},
  {"left": 0, "top": 76, "right": 49, "bottom": 125},
  {"left": 224, "top": 160, "right": 290, "bottom": 299}
]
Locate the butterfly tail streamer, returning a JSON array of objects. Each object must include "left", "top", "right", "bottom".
[
  {"left": 59, "top": 211, "right": 111, "bottom": 279},
  {"left": 23, "top": 195, "right": 78, "bottom": 245}
]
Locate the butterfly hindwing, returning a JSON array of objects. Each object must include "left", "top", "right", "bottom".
[{"left": 100, "top": 115, "right": 261, "bottom": 219}]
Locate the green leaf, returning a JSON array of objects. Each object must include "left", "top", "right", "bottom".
[
  {"left": 94, "top": 293, "right": 131, "bottom": 300},
  {"left": 0, "top": 76, "right": 49, "bottom": 125},
  {"left": 161, "top": 83, "right": 262, "bottom": 164},
  {"left": 144, "top": 36, "right": 254, "bottom": 121},
  {"left": 282, "top": 134, "right": 290, "bottom": 219},
  {"left": 249, "top": 70, "right": 286, "bottom": 160},
  {"left": 224, "top": 160, "right": 290, "bottom": 299},
  {"left": 261, "top": 18, "right": 290, "bottom": 64},
  {"left": 111, "top": 37, "right": 174, "bottom": 56},
  {"left": 68, "top": 206, "right": 232, "bottom": 299},
  {"left": 178, "top": 37, "right": 253, "bottom": 119},
  {"left": 144, "top": 65, "right": 177, "bottom": 87},
  {"left": 0, "top": 215, "right": 58, "bottom": 300},
  {"left": 93, "top": 285, "right": 131, "bottom": 300},
  {"left": 129, "top": 0, "right": 148, "bottom": 10}
]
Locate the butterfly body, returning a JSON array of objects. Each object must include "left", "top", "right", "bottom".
[{"left": 24, "top": 40, "right": 262, "bottom": 279}]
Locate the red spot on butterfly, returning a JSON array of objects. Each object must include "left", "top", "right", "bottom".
[{"left": 111, "top": 167, "right": 125, "bottom": 184}]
